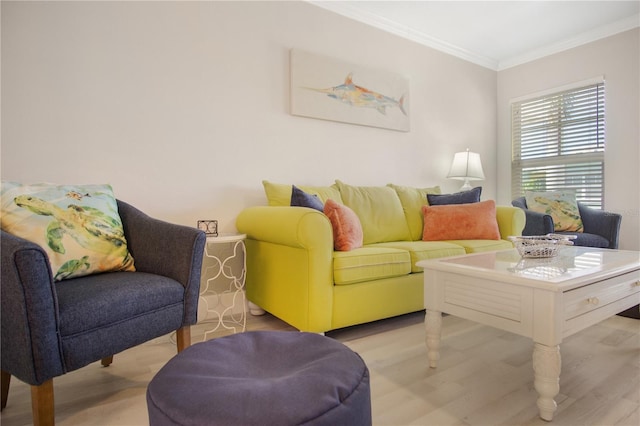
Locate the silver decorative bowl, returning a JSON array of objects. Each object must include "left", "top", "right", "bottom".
[{"left": 508, "top": 234, "right": 576, "bottom": 258}]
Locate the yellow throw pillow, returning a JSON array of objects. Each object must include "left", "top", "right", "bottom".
[
  {"left": 1, "top": 182, "right": 135, "bottom": 281},
  {"left": 388, "top": 183, "right": 441, "bottom": 241},
  {"left": 525, "top": 190, "right": 584, "bottom": 232}
]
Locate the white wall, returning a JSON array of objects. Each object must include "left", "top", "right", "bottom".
[
  {"left": 497, "top": 29, "right": 640, "bottom": 250},
  {"left": 4, "top": 1, "right": 636, "bottom": 250},
  {"left": 1, "top": 1, "right": 497, "bottom": 231}
]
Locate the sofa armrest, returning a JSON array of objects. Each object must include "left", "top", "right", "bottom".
[
  {"left": 1, "top": 230, "right": 65, "bottom": 385},
  {"left": 236, "top": 206, "right": 335, "bottom": 332},
  {"left": 578, "top": 203, "right": 622, "bottom": 249},
  {"left": 236, "top": 206, "right": 334, "bottom": 249},
  {"left": 117, "top": 200, "right": 206, "bottom": 325},
  {"left": 522, "top": 209, "right": 554, "bottom": 236},
  {"left": 511, "top": 198, "right": 555, "bottom": 236},
  {"left": 495, "top": 206, "right": 526, "bottom": 240}
]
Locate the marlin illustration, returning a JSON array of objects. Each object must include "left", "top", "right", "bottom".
[{"left": 303, "top": 73, "right": 407, "bottom": 116}]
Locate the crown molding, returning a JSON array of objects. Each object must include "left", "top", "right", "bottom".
[
  {"left": 498, "top": 13, "right": 640, "bottom": 70},
  {"left": 308, "top": 0, "right": 499, "bottom": 70},
  {"left": 309, "top": 2, "right": 639, "bottom": 72}
]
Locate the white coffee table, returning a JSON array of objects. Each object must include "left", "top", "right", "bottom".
[{"left": 417, "top": 247, "right": 640, "bottom": 421}]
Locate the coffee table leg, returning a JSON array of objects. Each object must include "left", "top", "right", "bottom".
[
  {"left": 425, "top": 310, "right": 442, "bottom": 368},
  {"left": 533, "top": 343, "right": 561, "bottom": 421}
]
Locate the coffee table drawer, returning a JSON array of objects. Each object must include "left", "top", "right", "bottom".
[{"left": 564, "top": 271, "right": 640, "bottom": 320}]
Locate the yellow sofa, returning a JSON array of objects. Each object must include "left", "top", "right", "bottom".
[{"left": 236, "top": 181, "right": 525, "bottom": 333}]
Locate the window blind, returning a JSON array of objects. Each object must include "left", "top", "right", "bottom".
[{"left": 511, "top": 81, "right": 605, "bottom": 208}]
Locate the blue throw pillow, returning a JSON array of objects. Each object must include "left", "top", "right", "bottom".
[
  {"left": 291, "top": 185, "right": 324, "bottom": 211},
  {"left": 426, "top": 187, "right": 482, "bottom": 205}
]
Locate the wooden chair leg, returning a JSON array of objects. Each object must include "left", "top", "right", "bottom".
[
  {"left": 176, "top": 325, "right": 191, "bottom": 353},
  {"left": 101, "top": 356, "right": 114, "bottom": 367},
  {"left": 1, "top": 370, "right": 10, "bottom": 410},
  {"left": 31, "top": 379, "right": 54, "bottom": 426}
]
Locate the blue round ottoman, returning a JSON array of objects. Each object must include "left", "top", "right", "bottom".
[{"left": 146, "top": 331, "right": 371, "bottom": 426}]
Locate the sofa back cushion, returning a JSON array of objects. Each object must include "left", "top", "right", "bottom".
[
  {"left": 335, "top": 180, "right": 411, "bottom": 244},
  {"left": 263, "top": 181, "right": 343, "bottom": 206},
  {"left": 387, "top": 183, "right": 441, "bottom": 241}
]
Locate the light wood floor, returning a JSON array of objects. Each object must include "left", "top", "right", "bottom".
[{"left": 1, "top": 311, "right": 638, "bottom": 426}]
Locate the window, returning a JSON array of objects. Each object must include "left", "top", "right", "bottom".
[{"left": 511, "top": 80, "right": 605, "bottom": 208}]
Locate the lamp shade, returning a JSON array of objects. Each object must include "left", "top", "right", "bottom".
[{"left": 447, "top": 149, "right": 484, "bottom": 191}]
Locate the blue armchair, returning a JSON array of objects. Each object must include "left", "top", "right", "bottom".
[
  {"left": 1, "top": 200, "right": 206, "bottom": 426},
  {"left": 512, "top": 197, "right": 621, "bottom": 249}
]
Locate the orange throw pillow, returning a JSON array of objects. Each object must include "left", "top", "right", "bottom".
[
  {"left": 324, "top": 199, "right": 363, "bottom": 251},
  {"left": 422, "top": 200, "right": 500, "bottom": 241}
]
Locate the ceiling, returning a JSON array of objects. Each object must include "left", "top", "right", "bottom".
[{"left": 310, "top": 1, "right": 640, "bottom": 70}]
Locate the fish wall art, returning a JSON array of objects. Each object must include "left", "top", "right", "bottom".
[{"left": 290, "top": 49, "right": 410, "bottom": 132}]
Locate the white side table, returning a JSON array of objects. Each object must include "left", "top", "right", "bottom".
[{"left": 199, "top": 233, "right": 246, "bottom": 340}]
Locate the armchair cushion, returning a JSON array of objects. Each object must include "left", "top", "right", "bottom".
[
  {"left": 1, "top": 182, "right": 135, "bottom": 281},
  {"left": 554, "top": 231, "right": 609, "bottom": 248},
  {"left": 56, "top": 272, "right": 185, "bottom": 371},
  {"left": 56, "top": 272, "right": 184, "bottom": 337}
]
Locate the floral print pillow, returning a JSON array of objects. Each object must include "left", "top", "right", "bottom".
[
  {"left": 1, "top": 182, "right": 135, "bottom": 281},
  {"left": 525, "top": 190, "right": 584, "bottom": 233}
]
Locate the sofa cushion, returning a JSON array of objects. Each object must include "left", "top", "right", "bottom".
[
  {"left": 291, "top": 185, "right": 324, "bottom": 212},
  {"left": 444, "top": 239, "right": 514, "bottom": 254},
  {"left": 300, "top": 185, "right": 343, "bottom": 204},
  {"left": 335, "top": 180, "right": 411, "bottom": 244},
  {"left": 387, "top": 183, "right": 441, "bottom": 241},
  {"left": 422, "top": 200, "right": 500, "bottom": 241},
  {"left": 324, "top": 199, "right": 363, "bottom": 251},
  {"left": 333, "top": 247, "right": 411, "bottom": 285},
  {"left": 371, "top": 241, "right": 466, "bottom": 273},
  {"left": 426, "top": 187, "right": 482, "bottom": 205},
  {"left": 1, "top": 182, "right": 135, "bottom": 281},
  {"left": 262, "top": 181, "right": 292, "bottom": 206},
  {"left": 263, "top": 181, "right": 342, "bottom": 206},
  {"left": 525, "top": 190, "right": 583, "bottom": 232}
]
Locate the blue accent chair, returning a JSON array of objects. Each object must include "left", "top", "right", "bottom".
[
  {"left": 512, "top": 197, "right": 637, "bottom": 319},
  {"left": 1, "top": 200, "right": 206, "bottom": 426},
  {"left": 512, "top": 197, "right": 621, "bottom": 249}
]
